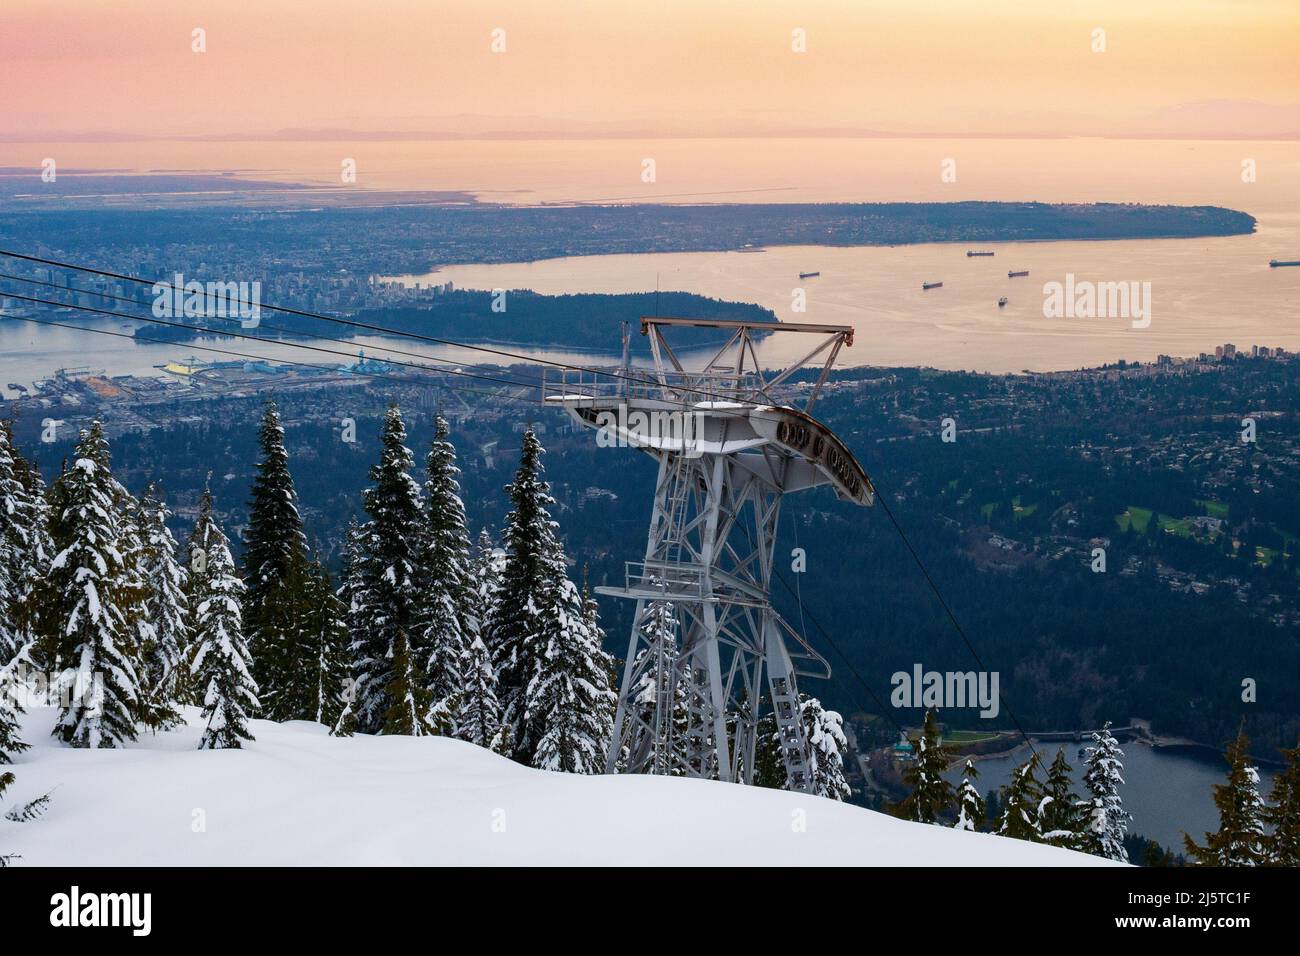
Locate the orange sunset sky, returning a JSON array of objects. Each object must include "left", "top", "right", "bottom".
[{"left": 1, "top": 0, "right": 1298, "bottom": 140}]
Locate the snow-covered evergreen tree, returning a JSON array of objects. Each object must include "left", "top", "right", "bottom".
[
  {"left": 1039, "top": 747, "right": 1084, "bottom": 849},
  {"left": 1078, "top": 722, "right": 1130, "bottom": 861},
  {"left": 1265, "top": 738, "right": 1300, "bottom": 866},
  {"left": 135, "top": 483, "right": 189, "bottom": 730},
  {"left": 348, "top": 406, "right": 426, "bottom": 733},
  {"left": 414, "top": 415, "right": 474, "bottom": 735},
  {"left": 0, "top": 423, "right": 52, "bottom": 667},
  {"left": 489, "top": 429, "right": 566, "bottom": 762},
  {"left": 304, "top": 561, "right": 352, "bottom": 729},
  {"left": 471, "top": 528, "right": 505, "bottom": 628},
  {"left": 0, "top": 422, "right": 33, "bottom": 665},
  {"left": 997, "top": 754, "right": 1044, "bottom": 842},
  {"left": 457, "top": 634, "right": 505, "bottom": 752},
  {"left": 1184, "top": 727, "right": 1268, "bottom": 866},
  {"left": 0, "top": 642, "right": 35, "bottom": 764},
  {"left": 528, "top": 557, "right": 617, "bottom": 774},
  {"left": 381, "top": 630, "right": 433, "bottom": 736},
  {"left": 243, "top": 399, "right": 308, "bottom": 708},
  {"left": 188, "top": 483, "right": 258, "bottom": 749},
  {"left": 898, "top": 708, "right": 954, "bottom": 823},
  {"left": 953, "top": 758, "right": 985, "bottom": 831},
  {"left": 801, "top": 696, "right": 851, "bottom": 801},
  {"left": 48, "top": 423, "right": 141, "bottom": 748}
]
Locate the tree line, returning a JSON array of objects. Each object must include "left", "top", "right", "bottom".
[
  {"left": 892, "top": 709, "right": 1300, "bottom": 865},
  {"left": 0, "top": 400, "right": 627, "bottom": 774}
]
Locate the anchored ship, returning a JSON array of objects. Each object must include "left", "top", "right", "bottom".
[
  {"left": 967, "top": 250, "right": 995, "bottom": 257},
  {"left": 922, "top": 281, "right": 943, "bottom": 290},
  {"left": 799, "top": 271, "right": 821, "bottom": 279},
  {"left": 1270, "top": 259, "right": 1300, "bottom": 268},
  {"left": 1008, "top": 270, "right": 1029, "bottom": 278}
]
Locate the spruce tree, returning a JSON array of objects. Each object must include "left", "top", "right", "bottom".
[
  {"left": 304, "top": 560, "right": 353, "bottom": 728},
  {"left": 414, "top": 415, "right": 474, "bottom": 735},
  {"left": 997, "top": 754, "right": 1044, "bottom": 842},
  {"left": 528, "top": 556, "right": 617, "bottom": 773},
  {"left": 1264, "top": 738, "right": 1300, "bottom": 866},
  {"left": 1040, "top": 748, "right": 1084, "bottom": 849},
  {"left": 135, "top": 483, "right": 189, "bottom": 730},
  {"left": 381, "top": 631, "right": 432, "bottom": 736},
  {"left": 457, "top": 634, "right": 505, "bottom": 752},
  {"left": 0, "top": 644, "right": 34, "bottom": 764},
  {"left": 953, "top": 758, "right": 985, "bottom": 831},
  {"left": 332, "top": 519, "right": 367, "bottom": 736},
  {"left": 48, "top": 423, "right": 141, "bottom": 748},
  {"left": 244, "top": 400, "right": 307, "bottom": 708},
  {"left": 489, "top": 428, "right": 566, "bottom": 761},
  {"left": 1184, "top": 727, "right": 1268, "bottom": 866},
  {"left": 188, "top": 484, "right": 258, "bottom": 749},
  {"left": 898, "top": 708, "right": 954, "bottom": 823},
  {"left": 0, "top": 422, "right": 51, "bottom": 665},
  {"left": 470, "top": 528, "right": 505, "bottom": 630},
  {"left": 0, "top": 422, "right": 32, "bottom": 665},
  {"left": 1079, "top": 722, "right": 1130, "bottom": 861},
  {"left": 349, "top": 406, "right": 426, "bottom": 733},
  {"left": 801, "top": 696, "right": 852, "bottom": 801}
]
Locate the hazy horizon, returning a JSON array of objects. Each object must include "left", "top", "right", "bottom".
[{"left": 3, "top": 0, "right": 1298, "bottom": 142}]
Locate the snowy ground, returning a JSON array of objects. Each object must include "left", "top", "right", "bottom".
[{"left": 3, "top": 706, "right": 1113, "bottom": 866}]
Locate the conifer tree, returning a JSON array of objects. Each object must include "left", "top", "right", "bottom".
[
  {"left": 898, "top": 708, "right": 954, "bottom": 823},
  {"left": 953, "top": 758, "right": 985, "bottom": 831},
  {"left": 349, "top": 406, "right": 426, "bottom": 733},
  {"left": 997, "top": 754, "right": 1044, "bottom": 842},
  {"left": 457, "top": 634, "right": 505, "bottom": 752},
  {"left": 1264, "top": 738, "right": 1300, "bottom": 866},
  {"left": 0, "top": 643, "right": 35, "bottom": 764},
  {"left": 414, "top": 415, "right": 474, "bottom": 734},
  {"left": 0, "top": 422, "right": 36, "bottom": 665},
  {"left": 1184, "top": 727, "right": 1268, "bottom": 866},
  {"left": 188, "top": 484, "right": 258, "bottom": 749},
  {"left": 244, "top": 400, "right": 307, "bottom": 706},
  {"left": 528, "top": 557, "right": 617, "bottom": 773},
  {"left": 259, "top": 555, "right": 352, "bottom": 725},
  {"left": 1039, "top": 748, "right": 1084, "bottom": 849},
  {"left": 489, "top": 429, "right": 566, "bottom": 761},
  {"left": 5, "top": 428, "right": 53, "bottom": 668},
  {"left": 1079, "top": 722, "right": 1130, "bottom": 861},
  {"left": 304, "top": 561, "right": 353, "bottom": 729},
  {"left": 471, "top": 528, "right": 505, "bottom": 630},
  {"left": 381, "top": 631, "right": 432, "bottom": 736},
  {"left": 801, "top": 696, "right": 852, "bottom": 801},
  {"left": 48, "top": 423, "right": 141, "bottom": 748},
  {"left": 135, "top": 483, "right": 189, "bottom": 730}
]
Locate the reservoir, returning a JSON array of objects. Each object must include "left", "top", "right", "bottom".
[{"left": 941, "top": 738, "right": 1279, "bottom": 854}]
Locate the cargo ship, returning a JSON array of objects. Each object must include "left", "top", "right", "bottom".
[
  {"left": 1269, "top": 259, "right": 1300, "bottom": 268},
  {"left": 1008, "top": 270, "right": 1029, "bottom": 278},
  {"left": 967, "top": 250, "right": 994, "bottom": 257},
  {"left": 922, "top": 281, "right": 943, "bottom": 290},
  {"left": 799, "top": 271, "right": 820, "bottom": 279}
]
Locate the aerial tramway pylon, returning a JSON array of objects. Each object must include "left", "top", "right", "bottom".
[{"left": 544, "top": 317, "right": 874, "bottom": 790}]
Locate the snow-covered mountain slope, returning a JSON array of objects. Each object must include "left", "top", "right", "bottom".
[{"left": 3, "top": 706, "right": 1112, "bottom": 866}]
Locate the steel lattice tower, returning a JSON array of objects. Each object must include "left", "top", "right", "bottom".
[{"left": 545, "top": 317, "right": 873, "bottom": 789}]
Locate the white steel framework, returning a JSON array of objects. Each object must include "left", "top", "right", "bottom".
[{"left": 543, "top": 317, "right": 873, "bottom": 789}]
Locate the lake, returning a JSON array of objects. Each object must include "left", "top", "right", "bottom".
[{"left": 941, "top": 737, "right": 1278, "bottom": 853}]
